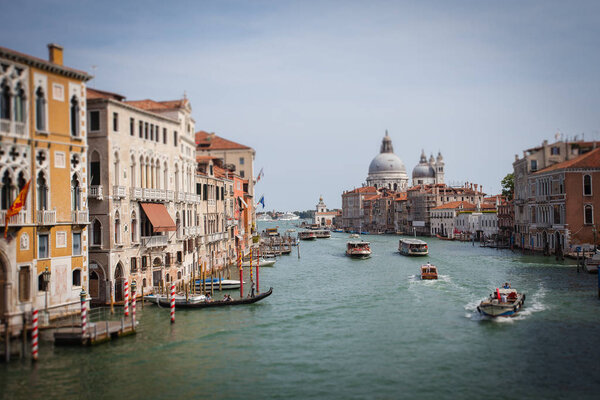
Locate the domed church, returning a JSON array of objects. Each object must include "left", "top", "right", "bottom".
[
  {"left": 366, "top": 131, "right": 409, "bottom": 191},
  {"left": 412, "top": 150, "right": 444, "bottom": 186}
]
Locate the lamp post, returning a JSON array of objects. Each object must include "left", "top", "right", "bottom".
[{"left": 43, "top": 266, "right": 51, "bottom": 321}]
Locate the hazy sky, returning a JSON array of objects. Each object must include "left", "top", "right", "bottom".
[{"left": 3, "top": 0, "right": 599, "bottom": 210}]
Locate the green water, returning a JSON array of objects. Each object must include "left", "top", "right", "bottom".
[{"left": 2, "top": 223, "right": 600, "bottom": 399}]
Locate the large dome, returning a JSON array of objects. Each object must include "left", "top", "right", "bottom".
[{"left": 369, "top": 153, "right": 407, "bottom": 175}]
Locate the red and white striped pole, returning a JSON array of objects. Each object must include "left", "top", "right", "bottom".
[
  {"left": 31, "top": 309, "right": 39, "bottom": 361},
  {"left": 123, "top": 280, "right": 129, "bottom": 317},
  {"left": 238, "top": 247, "right": 243, "bottom": 298},
  {"left": 249, "top": 247, "right": 253, "bottom": 286},
  {"left": 170, "top": 283, "right": 175, "bottom": 324},
  {"left": 131, "top": 281, "right": 137, "bottom": 328},
  {"left": 256, "top": 247, "right": 260, "bottom": 293},
  {"left": 80, "top": 289, "right": 87, "bottom": 337}
]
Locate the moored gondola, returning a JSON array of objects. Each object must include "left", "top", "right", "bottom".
[{"left": 157, "top": 287, "right": 273, "bottom": 309}]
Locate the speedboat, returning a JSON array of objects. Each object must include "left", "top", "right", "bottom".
[
  {"left": 346, "top": 241, "right": 371, "bottom": 258},
  {"left": 349, "top": 233, "right": 360, "bottom": 239},
  {"left": 420, "top": 264, "right": 438, "bottom": 280},
  {"left": 399, "top": 238, "right": 429, "bottom": 256},
  {"left": 242, "top": 258, "right": 276, "bottom": 267},
  {"left": 195, "top": 278, "right": 243, "bottom": 290},
  {"left": 478, "top": 288, "right": 526, "bottom": 317}
]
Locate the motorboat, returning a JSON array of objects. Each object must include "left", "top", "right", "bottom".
[
  {"left": 194, "top": 278, "right": 243, "bottom": 290},
  {"left": 420, "top": 264, "right": 438, "bottom": 280},
  {"left": 584, "top": 251, "right": 600, "bottom": 273},
  {"left": 144, "top": 293, "right": 207, "bottom": 305},
  {"left": 242, "top": 258, "right": 276, "bottom": 267},
  {"left": 399, "top": 238, "right": 429, "bottom": 256},
  {"left": 314, "top": 230, "right": 332, "bottom": 238},
  {"left": 346, "top": 241, "right": 371, "bottom": 258},
  {"left": 349, "top": 233, "right": 360, "bottom": 239},
  {"left": 298, "top": 231, "right": 317, "bottom": 240},
  {"left": 478, "top": 287, "right": 526, "bottom": 317}
]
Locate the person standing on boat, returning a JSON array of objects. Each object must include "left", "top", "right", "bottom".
[{"left": 250, "top": 280, "right": 255, "bottom": 298}]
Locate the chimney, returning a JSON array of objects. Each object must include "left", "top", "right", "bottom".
[{"left": 48, "top": 43, "right": 63, "bottom": 65}]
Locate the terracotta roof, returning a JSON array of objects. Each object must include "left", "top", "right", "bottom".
[
  {"left": 0, "top": 45, "right": 92, "bottom": 81},
  {"left": 364, "top": 194, "right": 380, "bottom": 201},
  {"left": 394, "top": 193, "right": 408, "bottom": 201},
  {"left": 432, "top": 201, "right": 477, "bottom": 210},
  {"left": 195, "top": 130, "right": 251, "bottom": 150},
  {"left": 196, "top": 155, "right": 217, "bottom": 163},
  {"left": 87, "top": 88, "right": 126, "bottom": 101},
  {"left": 124, "top": 99, "right": 169, "bottom": 111},
  {"left": 535, "top": 147, "right": 600, "bottom": 174}
]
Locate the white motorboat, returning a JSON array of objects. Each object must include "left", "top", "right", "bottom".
[
  {"left": 478, "top": 287, "right": 526, "bottom": 317},
  {"left": 144, "top": 293, "right": 207, "bottom": 305},
  {"left": 195, "top": 278, "right": 243, "bottom": 290},
  {"left": 242, "top": 258, "right": 276, "bottom": 267}
]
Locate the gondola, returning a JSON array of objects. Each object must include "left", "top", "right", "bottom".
[{"left": 157, "top": 287, "right": 273, "bottom": 309}]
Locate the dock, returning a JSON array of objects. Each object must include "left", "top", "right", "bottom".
[{"left": 53, "top": 307, "right": 137, "bottom": 346}]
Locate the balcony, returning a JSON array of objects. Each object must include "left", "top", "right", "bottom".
[
  {"left": 71, "top": 210, "right": 89, "bottom": 225},
  {"left": 166, "top": 190, "right": 174, "bottom": 202},
  {"left": 113, "top": 186, "right": 126, "bottom": 199},
  {"left": 176, "top": 191, "right": 186, "bottom": 203},
  {"left": 89, "top": 185, "right": 103, "bottom": 199},
  {"left": 36, "top": 210, "right": 56, "bottom": 225},
  {"left": 130, "top": 187, "right": 143, "bottom": 200},
  {"left": 0, "top": 210, "right": 28, "bottom": 226},
  {"left": 141, "top": 235, "right": 168, "bottom": 247},
  {"left": 0, "top": 119, "right": 26, "bottom": 136}
]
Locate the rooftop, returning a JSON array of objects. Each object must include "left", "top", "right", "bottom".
[
  {"left": 535, "top": 147, "right": 600, "bottom": 174},
  {"left": 196, "top": 130, "right": 252, "bottom": 151}
]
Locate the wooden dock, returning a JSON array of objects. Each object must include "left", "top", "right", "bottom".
[{"left": 54, "top": 318, "right": 136, "bottom": 345}]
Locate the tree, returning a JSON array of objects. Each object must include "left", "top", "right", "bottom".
[{"left": 501, "top": 173, "right": 514, "bottom": 200}]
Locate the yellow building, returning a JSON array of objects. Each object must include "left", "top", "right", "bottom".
[{"left": 0, "top": 44, "right": 92, "bottom": 328}]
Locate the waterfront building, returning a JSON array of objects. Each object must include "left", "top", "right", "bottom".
[
  {"left": 430, "top": 201, "right": 476, "bottom": 238},
  {"left": 313, "top": 196, "right": 338, "bottom": 227},
  {"left": 196, "top": 130, "right": 255, "bottom": 250},
  {"left": 341, "top": 186, "right": 378, "bottom": 231},
  {"left": 366, "top": 131, "right": 409, "bottom": 191},
  {"left": 512, "top": 138, "right": 599, "bottom": 250},
  {"left": 524, "top": 147, "right": 600, "bottom": 255},
  {"left": 497, "top": 199, "right": 514, "bottom": 243},
  {"left": 412, "top": 150, "right": 445, "bottom": 186},
  {"left": 393, "top": 192, "right": 409, "bottom": 234},
  {"left": 372, "top": 191, "right": 396, "bottom": 233},
  {"left": 86, "top": 88, "right": 200, "bottom": 303},
  {"left": 0, "top": 44, "right": 91, "bottom": 325}
]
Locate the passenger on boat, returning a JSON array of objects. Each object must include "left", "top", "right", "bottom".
[
  {"left": 500, "top": 293, "right": 507, "bottom": 303},
  {"left": 205, "top": 293, "right": 212, "bottom": 302},
  {"left": 503, "top": 282, "right": 511, "bottom": 289}
]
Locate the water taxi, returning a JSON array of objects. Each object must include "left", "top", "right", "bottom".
[
  {"left": 298, "top": 231, "right": 317, "bottom": 240},
  {"left": 346, "top": 241, "right": 371, "bottom": 258},
  {"left": 478, "top": 288, "right": 526, "bottom": 317},
  {"left": 399, "top": 238, "right": 429, "bottom": 256},
  {"left": 420, "top": 263, "right": 438, "bottom": 280},
  {"left": 314, "top": 230, "right": 332, "bottom": 238}
]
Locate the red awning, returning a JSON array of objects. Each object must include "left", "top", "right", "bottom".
[{"left": 140, "top": 203, "right": 176, "bottom": 232}]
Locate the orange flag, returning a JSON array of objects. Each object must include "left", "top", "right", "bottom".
[{"left": 4, "top": 180, "right": 31, "bottom": 239}]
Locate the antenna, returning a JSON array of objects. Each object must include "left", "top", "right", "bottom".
[{"left": 91, "top": 65, "right": 97, "bottom": 88}]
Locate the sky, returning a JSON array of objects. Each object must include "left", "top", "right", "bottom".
[{"left": 2, "top": 0, "right": 599, "bottom": 210}]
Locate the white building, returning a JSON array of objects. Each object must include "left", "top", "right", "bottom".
[{"left": 314, "top": 196, "right": 338, "bottom": 227}]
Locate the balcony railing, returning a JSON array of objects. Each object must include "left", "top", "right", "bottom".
[
  {"left": 141, "top": 235, "right": 168, "bottom": 247},
  {"left": 0, "top": 210, "right": 28, "bottom": 225},
  {"left": 166, "top": 190, "right": 174, "bottom": 201},
  {"left": 130, "top": 187, "right": 142, "bottom": 200},
  {"left": 71, "top": 210, "right": 89, "bottom": 225},
  {"left": 37, "top": 210, "right": 56, "bottom": 225},
  {"left": 113, "top": 186, "right": 126, "bottom": 199},
  {"left": 89, "top": 185, "right": 103, "bottom": 199},
  {"left": 176, "top": 191, "right": 186, "bottom": 202},
  {"left": 0, "top": 119, "right": 26, "bottom": 136}
]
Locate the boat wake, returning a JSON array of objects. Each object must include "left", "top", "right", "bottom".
[{"left": 464, "top": 283, "right": 547, "bottom": 322}]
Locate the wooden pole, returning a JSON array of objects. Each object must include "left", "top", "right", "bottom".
[{"left": 297, "top": 241, "right": 301, "bottom": 259}]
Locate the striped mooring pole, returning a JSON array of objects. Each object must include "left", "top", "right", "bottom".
[
  {"left": 31, "top": 309, "right": 39, "bottom": 361},
  {"left": 80, "top": 289, "right": 87, "bottom": 337},
  {"left": 124, "top": 280, "right": 129, "bottom": 317},
  {"left": 250, "top": 247, "right": 253, "bottom": 286},
  {"left": 238, "top": 247, "right": 243, "bottom": 298},
  {"left": 131, "top": 280, "right": 137, "bottom": 327},
  {"left": 170, "top": 283, "right": 176, "bottom": 324},
  {"left": 256, "top": 247, "right": 260, "bottom": 293}
]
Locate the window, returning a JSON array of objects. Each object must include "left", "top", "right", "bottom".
[
  {"left": 131, "top": 257, "right": 138, "bottom": 272},
  {"left": 90, "top": 152, "right": 101, "bottom": 186},
  {"left": 92, "top": 219, "right": 102, "bottom": 246},
  {"left": 131, "top": 212, "right": 137, "bottom": 242},
  {"left": 18, "top": 266, "right": 30, "bottom": 302},
  {"left": 139, "top": 120, "right": 143, "bottom": 138},
  {"left": 150, "top": 124, "right": 154, "bottom": 141},
  {"left": 142, "top": 256, "right": 148, "bottom": 270},
  {"left": 165, "top": 253, "right": 171, "bottom": 267},
  {"left": 163, "top": 128, "right": 167, "bottom": 144},
  {"left": 530, "top": 159, "right": 537, "bottom": 171},
  {"left": 177, "top": 251, "right": 182, "bottom": 263},
  {"left": 155, "top": 125, "right": 159, "bottom": 142},
  {"left": 239, "top": 157, "right": 245, "bottom": 165},
  {"left": 14, "top": 84, "right": 25, "bottom": 123},
  {"left": 203, "top": 184, "right": 207, "bottom": 200},
  {"left": 89, "top": 110, "right": 100, "bottom": 131},
  {"left": 551, "top": 147, "right": 560, "bottom": 155},
  {"left": 114, "top": 211, "right": 121, "bottom": 244},
  {"left": 73, "top": 232, "right": 81, "bottom": 255},
  {"left": 174, "top": 131, "right": 178, "bottom": 146},
  {"left": 130, "top": 117, "right": 134, "bottom": 136},
  {"left": 72, "top": 269, "right": 81, "bottom": 287},
  {"left": 112, "top": 112, "right": 118, "bottom": 132},
  {"left": 144, "top": 122, "right": 148, "bottom": 139},
  {"left": 36, "top": 172, "right": 48, "bottom": 210},
  {"left": 1, "top": 81, "right": 11, "bottom": 120},
  {"left": 38, "top": 233, "right": 49, "bottom": 258},
  {"left": 240, "top": 170, "right": 245, "bottom": 178},
  {"left": 70, "top": 96, "right": 80, "bottom": 136},
  {"left": 35, "top": 87, "right": 46, "bottom": 131},
  {"left": 584, "top": 205, "right": 593, "bottom": 225},
  {"left": 71, "top": 174, "right": 81, "bottom": 210},
  {"left": 584, "top": 175, "right": 592, "bottom": 196}
]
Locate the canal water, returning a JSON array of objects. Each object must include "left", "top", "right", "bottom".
[{"left": 2, "top": 221, "right": 600, "bottom": 399}]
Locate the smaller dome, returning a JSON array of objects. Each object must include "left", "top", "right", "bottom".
[{"left": 412, "top": 164, "right": 436, "bottom": 179}]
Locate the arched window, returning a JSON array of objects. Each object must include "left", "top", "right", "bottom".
[
  {"left": 114, "top": 211, "right": 121, "bottom": 244},
  {"left": 72, "top": 269, "right": 81, "bottom": 286},
  {"left": 174, "top": 165, "right": 180, "bottom": 192},
  {"left": 139, "top": 156, "right": 144, "bottom": 188},
  {"left": 142, "top": 278, "right": 147, "bottom": 288},
  {"left": 71, "top": 174, "right": 81, "bottom": 210},
  {"left": 584, "top": 205, "right": 593, "bottom": 225},
  {"left": 1, "top": 81, "right": 11, "bottom": 120},
  {"left": 92, "top": 219, "right": 102, "bottom": 246},
  {"left": 14, "top": 84, "right": 25, "bottom": 123},
  {"left": 163, "top": 162, "right": 168, "bottom": 190},
  {"left": 584, "top": 174, "right": 592, "bottom": 196},
  {"left": 35, "top": 87, "right": 46, "bottom": 131},
  {"left": 70, "top": 95, "right": 79, "bottom": 137},
  {"left": 130, "top": 155, "right": 136, "bottom": 187},
  {"left": 36, "top": 171, "right": 48, "bottom": 210},
  {"left": 90, "top": 151, "right": 101, "bottom": 186},
  {"left": 131, "top": 211, "right": 137, "bottom": 243},
  {"left": 1, "top": 170, "right": 13, "bottom": 210}
]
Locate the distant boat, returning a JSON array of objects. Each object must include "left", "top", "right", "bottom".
[
  {"left": 298, "top": 231, "right": 317, "bottom": 240},
  {"left": 242, "top": 258, "right": 276, "bottom": 267},
  {"left": 257, "top": 214, "right": 273, "bottom": 221},
  {"left": 279, "top": 212, "right": 300, "bottom": 221},
  {"left": 314, "top": 230, "right": 331, "bottom": 238},
  {"left": 420, "top": 264, "right": 438, "bottom": 280},
  {"left": 144, "top": 293, "right": 207, "bottom": 305},
  {"left": 399, "top": 238, "right": 429, "bottom": 256},
  {"left": 195, "top": 278, "right": 243, "bottom": 290}
]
